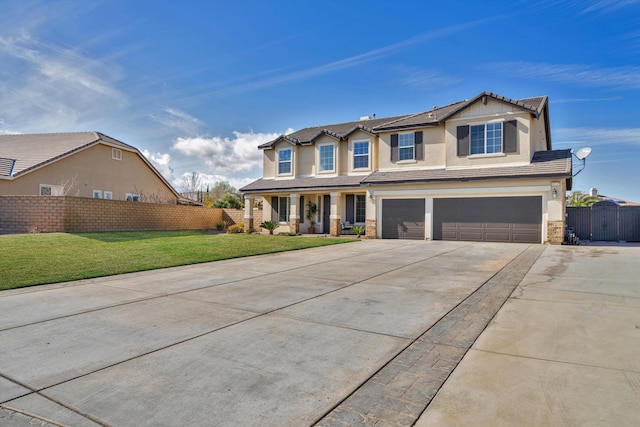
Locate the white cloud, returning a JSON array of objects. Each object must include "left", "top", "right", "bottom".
[
  {"left": 148, "top": 107, "right": 205, "bottom": 135},
  {"left": 141, "top": 150, "right": 175, "bottom": 183},
  {"left": 486, "top": 62, "right": 640, "bottom": 89},
  {"left": 173, "top": 129, "right": 293, "bottom": 175},
  {"left": 554, "top": 127, "right": 640, "bottom": 146},
  {"left": 0, "top": 33, "right": 127, "bottom": 132},
  {"left": 398, "top": 67, "right": 460, "bottom": 90},
  {"left": 581, "top": 0, "right": 640, "bottom": 14}
]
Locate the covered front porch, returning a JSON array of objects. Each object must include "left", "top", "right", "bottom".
[{"left": 244, "top": 189, "right": 374, "bottom": 237}]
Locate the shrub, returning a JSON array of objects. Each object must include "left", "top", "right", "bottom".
[
  {"left": 216, "top": 220, "right": 227, "bottom": 231},
  {"left": 227, "top": 221, "right": 245, "bottom": 234},
  {"left": 351, "top": 225, "right": 365, "bottom": 238}
]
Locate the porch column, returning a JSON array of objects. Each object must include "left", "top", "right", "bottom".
[
  {"left": 330, "top": 191, "right": 341, "bottom": 237},
  {"left": 365, "top": 189, "right": 377, "bottom": 239},
  {"left": 244, "top": 195, "right": 254, "bottom": 233},
  {"left": 289, "top": 193, "right": 299, "bottom": 233}
]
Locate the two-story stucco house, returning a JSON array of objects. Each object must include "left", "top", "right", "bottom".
[{"left": 240, "top": 92, "right": 572, "bottom": 244}]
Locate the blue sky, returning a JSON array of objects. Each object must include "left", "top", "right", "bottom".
[{"left": 1, "top": 0, "right": 639, "bottom": 201}]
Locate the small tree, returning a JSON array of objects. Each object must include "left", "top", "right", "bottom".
[
  {"left": 213, "top": 193, "right": 243, "bottom": 209},
  {"left": 306, "top": 199, "right": 318, "bottom": 232},
  {"left": 567, "top": 191, "right": 600, "bottom": 207},
  {"left": 260, "top": 220, "right": 279, "bottom": 235}
]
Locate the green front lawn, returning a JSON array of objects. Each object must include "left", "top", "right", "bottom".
[{"left": 0, "top": 231, "right": 354, "bottom": 291}]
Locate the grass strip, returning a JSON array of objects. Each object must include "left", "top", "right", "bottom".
[{"left": 0, "top": 231, "right": 354, "bottom": 291}]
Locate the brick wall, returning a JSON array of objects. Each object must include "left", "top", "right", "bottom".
[
  {"left": 221, "top": 208, "right": 263, "bottom": 231},
  {"left": 0, "top": 196, "right": 225, "bottom": 234}
]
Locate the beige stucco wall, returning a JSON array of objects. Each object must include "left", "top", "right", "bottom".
[
  {"left": 444, "top": 110, "right": 533, "bottom": 168},
  {"left": 0, "top": 144, "right": 177, "bottom": 203},
  {"left": 378, "top": 126, "right": 444, "bottom": 170}
]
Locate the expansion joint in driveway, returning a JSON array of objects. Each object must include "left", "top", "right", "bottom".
[{"left": 314, "top": 245, "right": 546, "bottom": 427}]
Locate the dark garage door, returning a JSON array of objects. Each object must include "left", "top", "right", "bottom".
[
  {"left": 382, "top": 199, "right": 425, "bottom": 239},
  {"left": 433, "top": 196, "right": 542, "bottom": 243}
]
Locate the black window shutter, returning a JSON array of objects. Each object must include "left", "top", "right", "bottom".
[
  {"left": 503, "top": 120, "right": 518, "bottom": 153},
  {"left": 272, "top": 196, "right": 279, "bottom": 220},
  {"left": 457, "top": 126, "right": 469, "bottom": 157},
  {"left": 345, "top": 194, "right": 354, "bottom": 223},
  {"left": 390, "top": 134, "right": 399, "bottom": 162},
  {"left": 300, "top": 196, "right": 304, "bottom": 220},
  {"left": 414, "top": 131, "right": 423, "bottom": 160}
]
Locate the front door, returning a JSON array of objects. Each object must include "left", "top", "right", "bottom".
[{"left": 323, "top": 195, "right": 330, "bottom": 234}]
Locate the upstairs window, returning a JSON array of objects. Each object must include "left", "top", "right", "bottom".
[
  {"left": 391, "top": 131, "right": 423, "bottom": 162},
  {"left": 278, "top": 148, "right": 292, "bottom": 175},
  {"left": 458, "top": 121, "right": 517, "bottom": 156},
  {"left": 319, "top": 144, "right": 335, "bottom": 172},
  {"left": 353, "top": 141, "right": 370, "bottom": 169},
  {"left": 470, "top": 123, "right": 502, "bottom": 155},
  {"left": 112, "top": 148, "right": 122, "bottom": 160},
  {"left": 125, "top": 193, "right": 140, "bottom": 201},
  {"left": 398, "top": 133, "right": 415, "bottom": 161}
]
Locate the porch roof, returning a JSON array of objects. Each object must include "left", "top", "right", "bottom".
[
  {"left": 361, "top": 150, "right": 573, "bottom": 186},
  {"left": 240, "top": 175, "right": 365, "bottom": 194}
]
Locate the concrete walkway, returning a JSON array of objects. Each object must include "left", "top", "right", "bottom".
[{"left": 0, "top": 240, "right": 638, "bottom": 426}]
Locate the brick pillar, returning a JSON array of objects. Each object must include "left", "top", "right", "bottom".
[
  {"left": 365, "top": 219, "right": 377, "bottom": 239},
  {"left": 244, "top": 195, "right": 254, "bottom": 233},
  {"left": 547, "top": 220, "right": 564, "bottom": 244},
  {"left": 330, "top": 219, "right": 340, "bottom": 237},
  {"left": 329, "top": 192, "right": 341, "bottom": 237},
  {"left": 290, "top": 218, "right": 300, "bottom": 234},
  {"left": 289, "top": 193, "right": 299, "bottom": 233}
]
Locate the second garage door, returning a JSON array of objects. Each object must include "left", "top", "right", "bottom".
[{"left": 433, "top": 196, "right": 542, "bottom": 243}]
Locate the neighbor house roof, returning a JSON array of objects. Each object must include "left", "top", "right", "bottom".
[
  {"left": 0, "top": 131, "right": 181, "bottom": 199},
  {"left": 596, "top": 195, "right": 640, "bottom": 206},
  {"left": 240, "top": 149, "right": 573, "bottom": 194},
  {"left": 0, "top": 132, "right": 136, "bottom": 178},
  {"left": 258, "top": 91, "right": 549, "bottom": 149}
]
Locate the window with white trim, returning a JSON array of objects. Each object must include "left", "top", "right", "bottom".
[
  {"left": 470, "top": 122, "right": 502, "bottom": 155},
  {"left": 353, "top": 141, "right": 370, "bottom": 169},
  {"left": 112, "top": 148, "right": 122, "bottom": 160},
  {"left": 318, "top": 144, "right": 335, "bottom": 172},
  {"left": 398, "top": 133, "right": 415, "bottom": 161},
  {"left": 104, "top": 191, "right": 113, "bottom": 200},
  {"left": 278, "top": 196, "right": 290, "bottom": 222},
  {"left": 93, "top": 190, "right": 102, "bottom": 199},
  {"left": 355, "top": 194, "right": 366, "bottom": 223},
  {"left": 39, "top": 184, "right": 63, "bottom": 196},
  {"left": 278, "top": 148, "right": 292, "bottom": 175},
  {"left": 125, "top": 193, "right": 140, "bottom": 201}
]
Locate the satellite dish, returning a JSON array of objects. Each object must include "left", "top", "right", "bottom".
[{"left": 575, "top": 147, "right": 592, "bottom": 161}]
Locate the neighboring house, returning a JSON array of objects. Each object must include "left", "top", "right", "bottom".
[
  {"left": 241, "top": 91, "right": 572, "bottom": 244},
  {"left": 0, "top": 132, "right": 181, "bottom": 203}
]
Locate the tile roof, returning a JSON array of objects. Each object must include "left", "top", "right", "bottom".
[
  {"left": 361, "top": 149, "right": 572, "bottom": 186},
  {"left": 0, "top": 132, "right": 136, "bottom": 177},
  {"left": 259, "top": 91, "right": 549, "bottom": 148},
  {"left": 240, "top": 175, "right": 365, "bottom": 193}
]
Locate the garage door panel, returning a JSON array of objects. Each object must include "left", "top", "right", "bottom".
[
  {"left": 459, "top": 232, "right": 484, "bottom": 241},
  {"left": 485, "top": 232, "right": 512, "bottom": 242},
  {"left": 433, "top": 196, "right": 542, "bottom": 243}
]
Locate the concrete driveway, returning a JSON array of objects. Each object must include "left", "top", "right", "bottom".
[{"left": 1, "top": 240, "right": 638, "bottom": 426}]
